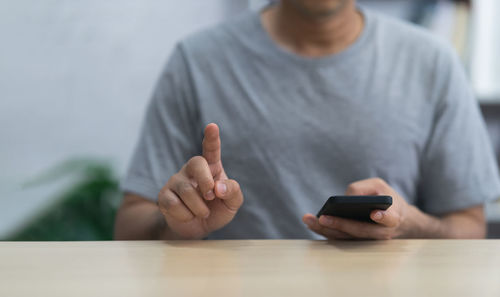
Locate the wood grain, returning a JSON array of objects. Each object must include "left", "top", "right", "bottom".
[{"left": 1, "top": 240, "right": 499, "bottom": 297}]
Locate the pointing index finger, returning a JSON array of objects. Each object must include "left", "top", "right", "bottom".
[{"left": 202, "top": 123, "right": 221, "bottom": 165}]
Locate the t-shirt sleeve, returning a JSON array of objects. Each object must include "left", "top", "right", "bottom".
[
  {"left": 120, "top": 44, "right": 201, "bottom": 201},
  {"left": 417, "top": 46, "right": 500, "bottom": 215}
]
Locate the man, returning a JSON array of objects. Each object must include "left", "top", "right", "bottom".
[{"left": 114, "top": 0, "right": 500, "bottom": 240}]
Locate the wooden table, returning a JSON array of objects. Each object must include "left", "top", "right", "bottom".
[{"left": 1, "top": 240, "right": 500, "bottom": 297}]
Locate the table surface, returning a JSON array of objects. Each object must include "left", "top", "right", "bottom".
[{"left": 1, "top": 240, "right": 500, "bottom": 297}]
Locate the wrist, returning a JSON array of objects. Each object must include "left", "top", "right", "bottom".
[
  {"left": 398, "top": 204, "right": 425, "bottom": 238},
  {"left": 400, "top": 205, "right": 451, "bottom": 238}
]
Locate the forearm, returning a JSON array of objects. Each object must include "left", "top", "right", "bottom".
[
  {"left": 403, "top": 205, "right": 486, "bottom": 239},
  {"left": 113, "top": 195, "right": 181, "bottom": 240}
]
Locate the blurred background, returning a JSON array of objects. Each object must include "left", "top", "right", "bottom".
[{"left": 1, "top": 0, "right": 499, "bottom": 240}]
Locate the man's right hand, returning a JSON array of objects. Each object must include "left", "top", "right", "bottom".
[{"left": 157, "top": 123, "right": 244, "bottom": 239}]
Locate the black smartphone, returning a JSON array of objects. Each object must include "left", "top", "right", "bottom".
[{"left": 316, "top": 196, "right": 392, "bottom": 222}]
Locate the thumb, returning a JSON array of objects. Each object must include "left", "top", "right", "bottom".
[
  {"left": 202, "top": 123, "right": 221, "bottom": 165},
  {"left": 345, "top": 178, "right": 389, "bottom": 196},
  {"left": 370, "top": 209, "right": 399, "bottom": 228}
]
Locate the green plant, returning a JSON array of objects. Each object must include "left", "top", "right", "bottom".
[{"left": 7, "top": 158, "right": 121, "bottom": 241}]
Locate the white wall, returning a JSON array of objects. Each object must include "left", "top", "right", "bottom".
[
  {"left": 471, "top": 0, "right": 500, "bottom": 101},
  {"left": 0, "top": 0, "right": 247, "bottom": 237}
]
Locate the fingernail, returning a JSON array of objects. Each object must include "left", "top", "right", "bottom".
[
  {"left": 217, "top": 182, "right": 227, "bottom": 196},
  {"left": 305, "top": 217, "right": 315, "bottom": 227},
  {"left": 320, "top": 216, "right": 334, "bottom": 226},
  {"left": 205, "top": 190, "right": 215, "bottom": 200},
  {"left": 373, "top": 211, "right": 383, "bottom": 220}
]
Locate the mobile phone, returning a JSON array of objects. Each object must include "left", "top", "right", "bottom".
[{"left": 316, "top": 196, "right": 392, "bottom": 222}]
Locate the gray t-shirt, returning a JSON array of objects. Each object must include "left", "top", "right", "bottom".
[{"left": 122, "top": 8, "right": 500, "bottom": 239}]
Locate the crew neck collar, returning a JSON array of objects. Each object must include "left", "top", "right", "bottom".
[{"left": 250, "top": 5, "right": 374, "bottom": 67}]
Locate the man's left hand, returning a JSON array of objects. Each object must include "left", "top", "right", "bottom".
[{"left": 302, "top": 178, "right": 412, "bottom": 240}]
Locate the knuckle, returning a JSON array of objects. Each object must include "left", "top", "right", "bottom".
[
  {"left": 188, "top": 155, "right": 205, "bottom": 166},
  {"left": 168, "top": 173, "right": 183, "bottom": 187},
  {"left": 346, "top": 183, "right": 358, "bottom": 193},
  {"left": 193, "top": 206, "right": 209, "bottom": 218},
  {"left": 185, "top": 156, "right": 207, "bottom": 175},
  {"left": 199, "top": 178, "right": 214, "bottom": 190},
  {"left": 200, "top": 210, "right": 210, "bottom": 218},
  {"left": 159, "top": 190, "right": 176, "bottom": 207},
  {"left": 373, "top": 178, "right": 387, "bottom": 187},
  {"left": 165, "top": 196, "right": 180, "bottom": 208},
  {"left": 167, "top": 203, "right": 193, "bottom": 222},
  {"left": 176, "top": 182, "right": 194, "bottom": 196},
  {"left": 158, "top": 187, "right": 168, "bottom": 201},
  {"left": 161, "top": 193, "right": 179, "bottom": 209}
]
